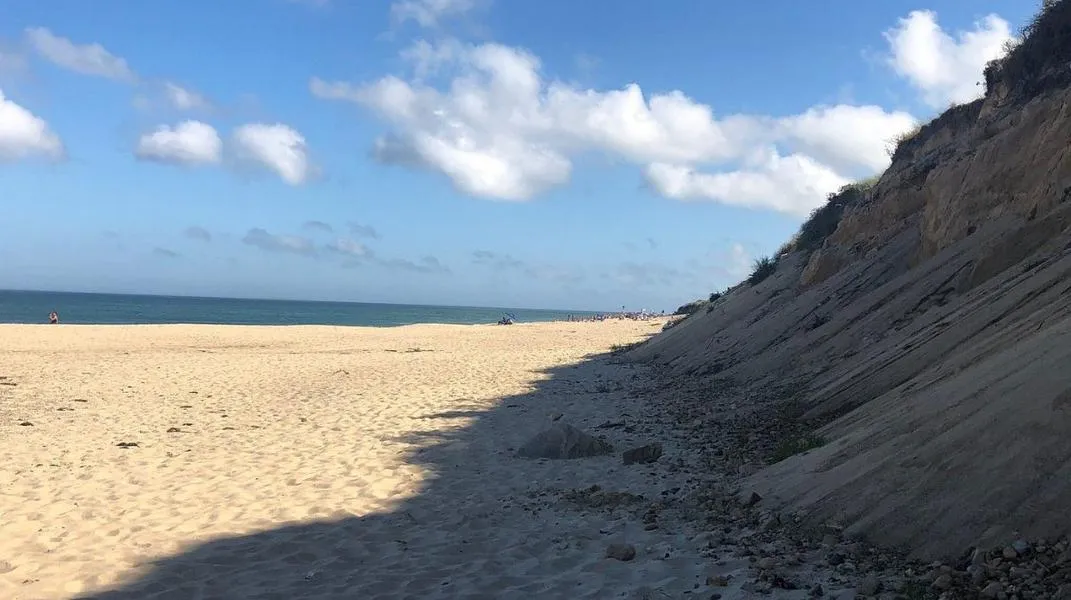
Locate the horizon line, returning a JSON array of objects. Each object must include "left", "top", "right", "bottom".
[{"left": 0, "top": 288, "right": 623, "bottom": 316}]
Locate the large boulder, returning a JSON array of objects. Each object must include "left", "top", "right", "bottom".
[{"left": 515, "top": 422, "right": 613, "bottom": 459}]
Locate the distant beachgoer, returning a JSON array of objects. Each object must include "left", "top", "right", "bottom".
[{"left": 48, "top": 311, "right": 59, "bottom": 324}]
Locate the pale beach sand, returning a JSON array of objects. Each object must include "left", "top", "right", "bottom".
[{"left": 0, "top": 319, "right": 733, "bottom": 599}]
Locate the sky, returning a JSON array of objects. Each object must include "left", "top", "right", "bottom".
[{"left": 0, "top": 0, "right": 1034, "bottom": 311}]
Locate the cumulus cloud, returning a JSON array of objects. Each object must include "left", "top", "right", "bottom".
[
  {"left": 329, "top": 239, "right": 446, "bottom": 274},
  {"left": 242, "top": 228, "right": 317, "bottom": 256},
  {"left": 164, "top": 82, "right": 210, "bottom": 111},
  {"left": 778, "top": 105, "right": 916, "bottom": 173},
  {"left": 472, "top": 250, "right": 584, "bottom": 284},
  {"left": 325, "top": 237, "right": 371, "bottom": 258},
  {"left": 391, "top": 0, "right": 478, "bottom": 28},
  {"left": 0, "top": 90, "right": 64, "bottom": 161},
  {"left": 135, "top": 121, "right": 222, "bottom": 165},
  {"left": 303, "top": 220, "right": 334, "bottom": 234},
  {"left": 379, "top": 255, "right": 449, "bottom": 273},
  {"left": 612, "top": 262, "right": 691, "bottom": 288},
  {"left": 885, "top": 10, "right": 1014, "bottom": 108},
  {"left": 644, "top": 152, "right": 850, "bottom": 216},
  {"left": 473, "top": 249, "right": 526, "bottom": 270},
  {"left": 184, "top": 226, "right": 212, "bottom": 242},
  {"left": 25, "top": 27, "right": 135, "bottom": 82},
  {"left": 312, "top": 38, "right": 918, "bottom": 213},
  {"left": 132, "top": 82, "right": 211, "bottom": 113},
  {"left": 232, "top": 123, "right": 313, "bottom": 185},
  {"left": 348, "top": 222, "right": 381, "bottom": 239}
]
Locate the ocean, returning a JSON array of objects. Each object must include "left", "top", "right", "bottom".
[{"left": 0, "top": 290, "right": 598, "bottom": 327}]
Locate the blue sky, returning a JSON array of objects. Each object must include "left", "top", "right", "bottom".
[{"left": 0, "top": 0, "right": 1032, "bottom": 311}]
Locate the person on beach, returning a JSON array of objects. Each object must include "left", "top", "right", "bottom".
[{"left": 48, "top": 311, "right": 59, "bottom": 324}]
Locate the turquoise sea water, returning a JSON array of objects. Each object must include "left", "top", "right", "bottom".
[{"left": 0, "top": 290, "right": 599, "bottom": 326}]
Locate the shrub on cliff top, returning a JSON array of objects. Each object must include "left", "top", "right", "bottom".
[
  {"left": 747, "top": 255, "right": 777, "bottom": 286},
  {"left": 778, "top": 180, "right": 874, "bottom": 257},
  {"left": 984, "top": 0, "right": 1071, "bottom": 100},
  {"left": 673, "top": 300, "right": 705, "bottom": 316}
]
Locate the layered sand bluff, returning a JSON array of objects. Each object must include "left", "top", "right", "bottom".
[
  {"left": 0, "top": 319, "right": 724, "bottom": 599},
  {"left": 631, "top": 0, "right": 1071, "bottom": 570}
]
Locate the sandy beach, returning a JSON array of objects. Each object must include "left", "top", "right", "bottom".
[{"left": 1, "top": 319, "right": 722, "bottom": 599}]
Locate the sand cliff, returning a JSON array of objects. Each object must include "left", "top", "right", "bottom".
[{"left": 632, "top": 0, "right": 1071, "bottom": 561}]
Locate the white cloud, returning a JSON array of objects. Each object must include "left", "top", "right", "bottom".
[
  {"left": 779, "top": 104, "right": 916, "bottom": 173},
  {"left": 325, "top": 237, "right": 371, "bottom": 258},
  {"left": 644, "top": 151, "right": 850, "bottom": 216},
  {"left": 243, "top": 228, "right": 317, "bottom": 256},
  {"left": 164, "top": 82, "right": 210, "bottom": 111},
  {"left": 0, "top": 89, "right": 64, "bottom": 161},
  {"left": 885, "top": 10, "right": 1014, "bottom": 108},
  {"left": 391, "top": 0, "right": 477, "bottom": 28},
  {"left": 232, "top": 123, "right": 312, "bottom": 185},
  {"left": 135, "top": 121, "right": 222, "bottom": 165},
  {"left": 25, "top": 27, "right": 135, "bottom": 82},
  {"left": 313, "top": 39, "right": 916, "bottom": 212}
]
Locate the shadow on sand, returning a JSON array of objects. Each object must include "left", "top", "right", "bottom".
[{"left": 79, "top": 348, "right": 661, "bottom": 600}]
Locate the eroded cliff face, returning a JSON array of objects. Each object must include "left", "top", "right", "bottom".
[{"left": 631, "top": 4, "right": 1071, "bottom": 560}]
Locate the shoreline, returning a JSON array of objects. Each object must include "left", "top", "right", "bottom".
[{"left": 0, "top": 317, "right": 671, "bottom": 329}]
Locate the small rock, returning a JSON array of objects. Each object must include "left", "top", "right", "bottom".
[
  {"left": 858, "top": 574, "right": 881, "bottom": 595},
  {"left": 756, "top": 557, "right": 776, "bottom": 570},
  {"left": 1012, "top": 539, "right": 1030, "bottom": 555},
  {"left": 18, "top": 421, "right": 33, "bottom": 427},
  {"left": 808, "top": 583, "right": 824, "bottom": 597},
  {"left": 932, "top": 573, "right": 952, "bottom": 590},
  {"left": 623, "top": 443, "right": 663, "bottom": 465},
  {"left": 166, "top": 427, "right": 181, "bottom": 433},
  {"left": 606, "top": 543, "right": 636, "bottom": 562},
  {"left": 980, "top": 581, "right": 1002, "bottom": 598},
  {"left": 1002, "top": 546, "right": 1018, "bottom": 560},
  {"left": 745, "top": 491, "right": 762, "bottom": 506},
  {"left": 549, "top": 412, "right": 563, "bottom": 421},
  {"left": 516, "top": 422, "right": 613, "bottom": 459},
  {"left": 706, "top": 575, "right": 729, "bottom": 587},
  {"left": 116, "top": 442, "right": 139, "bottom": 448}
]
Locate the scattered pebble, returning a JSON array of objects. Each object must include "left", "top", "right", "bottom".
[{"left": 606, "top": 543, "right": 637, "bottom": 562}]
